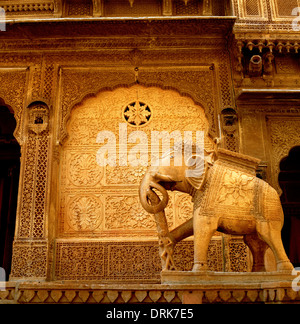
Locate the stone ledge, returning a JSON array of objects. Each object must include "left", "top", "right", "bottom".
[
  {"left": 161, "top": 270, "right": 296, "bottom": 285},
  {"left": 0, "top": 277, "right": 299, "bottom": 304}
]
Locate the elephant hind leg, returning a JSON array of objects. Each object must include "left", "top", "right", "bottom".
[
  {"left": 244, "top": 233, "right": 268, "bottom": 272},
  {"left": 256, "top": 221, "right": 294, "bottom": 272}
]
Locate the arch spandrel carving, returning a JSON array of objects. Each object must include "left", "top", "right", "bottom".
[
  {"left": 58, "top": 66, "right": 220, "bottom": 145},
  {"left": 0, "top": 69, "right": 28, "bottom": 145}
]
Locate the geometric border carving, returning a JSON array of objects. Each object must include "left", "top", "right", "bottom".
[
  {"left": 10, "top": 241, "right": 48, "bottom": 279},
  {"left": 54, "top": 239, "right": 224, "bottom": 282}
]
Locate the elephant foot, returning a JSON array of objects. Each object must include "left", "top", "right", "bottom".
[
  {"left": 192, "top": 262, "right": 208, "bottom": 273},
  {"left": 277, "top": 260, "right": 294, "bottom": 272}
]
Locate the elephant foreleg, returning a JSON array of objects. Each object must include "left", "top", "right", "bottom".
[{"left": 192, "top": 214, "right": 218, "bottom": 272}]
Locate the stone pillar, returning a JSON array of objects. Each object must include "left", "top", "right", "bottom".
[{"left": 10, "top": 101, "right": 51, "bottom": 280}]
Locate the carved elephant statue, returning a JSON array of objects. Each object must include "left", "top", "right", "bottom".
[{"left": 139, "top": 143, "right": 293, "bottom": 272}]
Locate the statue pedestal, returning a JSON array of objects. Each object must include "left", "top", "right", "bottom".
[
  {"left": 161, "top": 270, "right": 295, "bottom": 285},
  {"left": 161, "top": 271, "right": 298, "bottom": 304}
]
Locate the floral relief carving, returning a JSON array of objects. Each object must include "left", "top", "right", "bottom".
[
  {"left": 123, "top": 101, "right": 152, "bottom": 126},
  {"left": 106, "top": 165, "right": 146, "bottom": 185},
  {"left": 68, "top": 152, "right": 103, "bottom": 187},
  {"left": 60, "top": 69, "right": 136, "bottom": 143},
  {"left": 67, "top": 195, "right": 103, "bottom": 232},
  {"left": 217, "top": 170, "right": 255, "bottom": 207},
  {"left": 138, "top": 68, "right": 218, "bottom": 137},
  {"left": 105, "top": 195, "right": 173, "bottom": 230}
]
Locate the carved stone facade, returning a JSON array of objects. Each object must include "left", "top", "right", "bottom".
[{"left": 0, "top": 0, "right": 299, "bottom": 303}]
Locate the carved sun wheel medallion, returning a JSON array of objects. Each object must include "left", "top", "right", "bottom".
[{"left": 123, "top": 101, "right": 152, "bottom": 127}]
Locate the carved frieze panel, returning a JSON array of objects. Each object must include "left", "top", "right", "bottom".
[
  {"left": 10, "top": 241, "right": 48, "bottom": 279},
  {"left": 54, "top": 238, "right": 223, "bottom": 281},
  {"left": 275, "top": 56, "right": 300, "bottom": 75},
  {"left": 236, "top": 0, "right": 267, "bottom": 20},
  {"left": 0, "top": 0, "right": 55, "bottom": 17},
  {"left": 225, "top": 236, "right": 251, "bottom": 272},
  {"left": 271, "top": 0, "right": 299, "bottom": 19}
]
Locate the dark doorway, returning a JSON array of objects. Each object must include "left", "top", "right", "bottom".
[
  {"left": 0, "top": 105, "right": 20, "bottom": 280},
  {"left": 279, "top": 146, "right": 300, "bottom": 268}
]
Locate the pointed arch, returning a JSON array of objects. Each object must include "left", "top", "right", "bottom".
[{"left": 279, "top": 146, "right": 300, "bottom": 267}]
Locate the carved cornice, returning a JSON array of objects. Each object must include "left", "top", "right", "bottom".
[
  {"left": 1, "top": 17, "right": 235, "bottom": 38},
  {"left": 0, "top": 0, "right": 55, "bottom": 15},
  {"left": 0, "top": 37, "right": 227, "bottom": 52},
  {"left": 231, "top": 35, "right": 300, "bottom": 88}
]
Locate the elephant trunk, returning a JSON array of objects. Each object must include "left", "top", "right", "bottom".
[{"left": 139, "top": 173, "right": 169, "bottom": 214}]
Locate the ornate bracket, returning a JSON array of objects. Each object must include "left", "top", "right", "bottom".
[
  {"left": 28, "top": 102, "right": 49, "bottom": 135},
  {"left": 220, "top": 108, "right": 239, "bottom": 152}
]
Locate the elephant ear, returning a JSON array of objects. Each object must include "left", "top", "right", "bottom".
[
  {"left": 185, "top": 154, "right": 206, "bottom": 190},
  {"left": 185, "top": 151, "right": 215, "bottom": 190}
]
